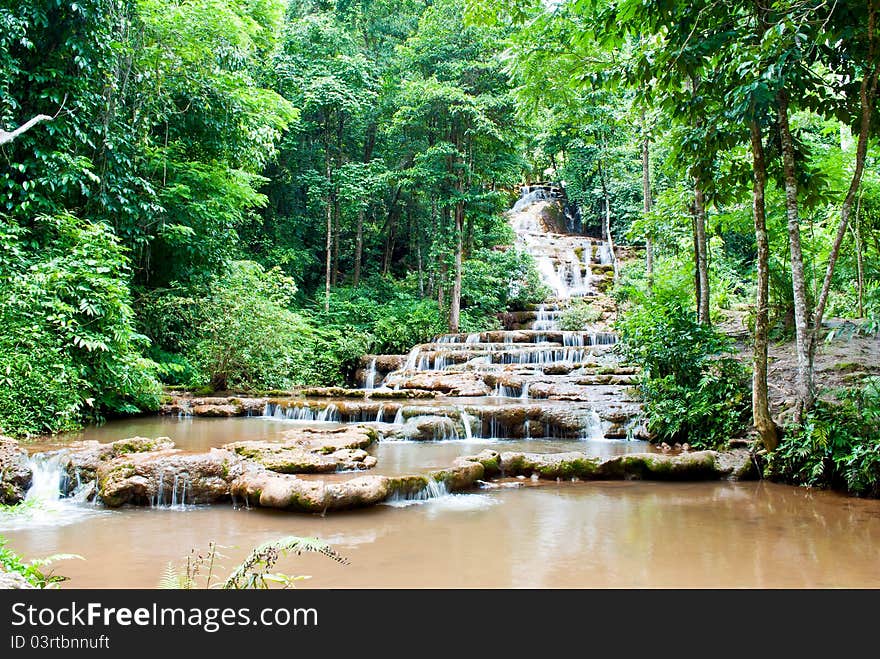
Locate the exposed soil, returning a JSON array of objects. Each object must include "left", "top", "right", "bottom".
[{"left": 720, "top": 307, "right": 880, "bottom": 423}]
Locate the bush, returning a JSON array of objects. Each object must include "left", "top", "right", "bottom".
[
  {"left": 0, "top": 214, "right": 161, "bottom": 436},
  {"left": 766, "top": 379, "right": 880, "bottom": 497},
  {"left": 617, "top": 285, "right": 750, "bottom": 448},
  {"left": 189, "top": 261, "right": 306, "bottom": 391},
  {"left": 0, "top": 535, "right": 79, "bottom": 588},
  {"left": 461, "top": 248, "right": 549, "bottom": 314},
  {"left": 559, "top": 299, "right": 602, "bottom": 330}
]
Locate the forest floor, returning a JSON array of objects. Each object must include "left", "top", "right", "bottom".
[{"left": 717, "top": 306, "right": 880, "bottom": 423}]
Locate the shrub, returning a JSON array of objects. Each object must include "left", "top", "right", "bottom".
[
  {"left": 766, "top": 379, "right": 880, "bottom": 497},
  {"left": 189, "top": 261, "right": 305, "bottom": 391},
  {"left": 0, "top": 214, "right": 161, "bottom": 436},
  {"left": 461, "top": 247, "right": 549, "bottom": 314},
  {"left": 559, "top": 299, "right": 602, "bottom": 330},
  {"left": 617, "top": 285, "right": 750, "bottom": 448},
  {"left": 0, "top": 535, "right": 80, "bottom": 588}
]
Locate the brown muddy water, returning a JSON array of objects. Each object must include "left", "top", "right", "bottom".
[{"left": 5, "top": 417, "right": 880, "bottom": 588}]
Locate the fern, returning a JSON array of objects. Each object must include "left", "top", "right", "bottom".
[
  {"left": 158, "top": 563, "right": 182, "bottom": 589},
  {"left": 221, "top": 536, "right": 349, "bottom": 590}
]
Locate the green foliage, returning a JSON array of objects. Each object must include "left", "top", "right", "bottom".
[
  {"left": 222, "top": 536, "right": 348, "bottom": 590},
  {"left": 617, "top": 284, "right": 750, "bottom": 448},
  {"left": 189, "top": 261, "right": 305, "bottom": 391},
  {"left": 462, "top": 248, "right": 549, "bottom": 314},
  {"left": 559, "top": 299, "right": 602, "bottom": 331},
  {"left": 0, "top": 214, "right": 161, "bottom": 436},
  {"left": 0, "top": 535, "right": 81, "bottom": 588},
  {"left": 160, "top": 536, "right": 348, "bottom": 590},
  {"left": 766, "top": 379, "right": 880, "bottom": 497}
]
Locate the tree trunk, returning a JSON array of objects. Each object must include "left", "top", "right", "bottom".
[
  {"left": 331, "top": 196, "right": 340, "bottom": 286},
  {"left": 324, "top": 150, "right": 333, "bottom": 313},
  {"left": 853, "top": 192, "right": 865, "bottom": 317},
  {"left": 449, "top": 201, "right": 464, "bottom": 333},
  {"left": 693, "top": 181, "right": 710, "bottom": 324},
  {"left": 808, "top": 22, "right": 878, "bottom": 356},
  {"left": 750, "top": 120, "right": 777, "bottom": 451},
  {"left": 353, "top": 208, "right": 364, "bottom": 286},
  {"left": 641, "top": 112, "right": 654, "bottom": 287},
  {"left": 777, "top": 88, "right": 813, "bottom": 421},
  {"left": 692, "top": 214, "right": 701, "bottom": 313},
  {"left": 597, "top": 160, "right": 618, "bottom": 281}
]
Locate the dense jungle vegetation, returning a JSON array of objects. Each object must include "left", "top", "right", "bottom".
[{"left": 1, "top": 0, "right": 878, "bottom": 494}]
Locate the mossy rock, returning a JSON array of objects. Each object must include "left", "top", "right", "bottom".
[{"left": 597, "top": 452, "right": 719, "bottom": 480}]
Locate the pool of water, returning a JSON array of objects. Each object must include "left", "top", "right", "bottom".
[
  {"left": 36, "top": 415, "right": 651, "bottom": 477},
  {"left": 7, "top": 416, "right": 880, "bottom": 588},
  {"left": 4, "top": 480, "right": 880, "bottom": 588}
]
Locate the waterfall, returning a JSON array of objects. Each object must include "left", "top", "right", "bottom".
[
  {"left": 393, "top": 407, "right": 405, "bottom": 425},
  {"left": 152, "top": 470, "right": 191, "bottom": 508},
  {"left": 580, "top": 410, "right": 607, "bottom": 441},
  {"left": 24, "top": 453, "right": 69, "bottom": 504},
  {"left": 317, "top": 404, "right": 339, "bottom": 423},
  {"left": 520, "top": 382, "right": 529, "bottom": 400},
  {"left": 404, "top": 347, "right": 420, "bottom": 371},
  {"left": 364, "top": 358, "right": 378, "bottom": 390},
  {"left": 537, "top": 258, "right": 568, "bottom": 299},
  {"left": 385, "top": 477, "right": 450, "bottom": 506},
  {"left": 459, "top": 410, "right": 475, "bottom": 440}
]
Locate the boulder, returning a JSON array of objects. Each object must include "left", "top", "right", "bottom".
[
  {"left": 231, "top": 472, "right": 391, "bottom": 512},
  {"left": 389, "top": 415, "right": 462, "bottom": 441},
  {"left": 500, "top": 452, "right": 602, "bottom": 480},
  {"left": 596, "top": 451, "right": 723, "bottom": 480},
  {"left": 160, "top": 396, "right": 267, "bottom": 416},
  {"left": 192, "top": 404, "right": 241, "bottom": 417},
  {"left": 67, "top": 437, "right": 176, "bottom": 485},
  {"left": 0, "top": 569, "right": 35, "bottom": 589},
  {"left": 96, "top": 448, "right": 239, "bottom": 507},
  {"left": 0, "top": 436, "right": 32, "bottom": 505},
  {"left": 226, "top": 425, "right": 378, "bottom": 474},
  {"left": 226, "top": 443, "right": 375, "bottom": 474},
  {"left": 387, "top": 371, "right": 492, "bottom": 397},
  {"left": 430, "top": 458, "right": 485, "bottom": 490}
]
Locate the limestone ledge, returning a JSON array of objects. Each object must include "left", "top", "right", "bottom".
[{"left": 18, "top": 429, "right": 756, "bottom": 513}]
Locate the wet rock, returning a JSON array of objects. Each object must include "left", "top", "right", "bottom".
[
  {"left": 96, "top": 448, "right": 239, "bottom": 507},
  {"left": 280, "top": 425, "right": 378, "bottom": 451},
  {"left": 227, "top": 443, "right": 373, "bottom": 474},
  {"left": 713, "top": 448, "right": 758, "bottom": 480},
  {"left": 0, "top": 569, "right": 35, "bottom": 589},
  {"left": 490, "top": 449, "right": 752, "bottom": 482},
  {"left": 298, "top": 387, "right": 377, "bottom": 398},
  {"left": 227, "top": 425, "right": 378, "bottom": 474},
  {"left": 467, "top": 450, "right": 502, "bottom": 476},
  {"left": 0, "top": 436, "right": 32, "bottom": 505},
  {"left": 161, "top": 396, "right": 266, "bottom": 416},
  {"left": 500, "top": 452, "right": 602, "bottom": 480},
  {"left": 369, "top": 389, "right": 437, "bottom": 399},
  {"left": 231, "top": 472, "right": 391, "bottom": 512},
  {"left": 597, "top": 451, "right": 720, "bottom": 480},
  {"left": 390, "top": 415, "right": 461, "bottom": 441},
  {"left": 387, "top": 371, "right": 492, "bottom": 397},
  {"left": 192, "top": 403, "right": 242, "bottom": 417},
  {"left": 67, "top": 437, "right": 176, "bottom": 485},
  {"left": 324, "top": 475, "right": 390, "bottom": 510},
  {"left": 430, "top": 458, "right": 485, "bottom": 490},
  {"left": 603, "top": 423, "right": 628, "bottom": 439},
  {"left": 386, "top": 474, "right": 431, "bottom": 498}
]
